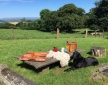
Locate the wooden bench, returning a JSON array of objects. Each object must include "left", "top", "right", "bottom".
[{"left": 15, "top": 49, "right": 85, "bottom": 72}]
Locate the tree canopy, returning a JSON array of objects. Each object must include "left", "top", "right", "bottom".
[
  {"left": 34, "top": 3, "right": 88, "bottom": 32},
  {"left": 89, "top": 0, "right": 108, "bottom": 31}
]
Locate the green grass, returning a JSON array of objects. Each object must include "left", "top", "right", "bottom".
[
  {"left": 0, "top": 37, "right": 108, "bottom": 85},
  {"left": 0, "top": 29, "right": 107, "bottom": 40},
  {"left": 0, "top": 29, "right": 108, "bottom": 85},
  {"left": 0, "top": 29, "right": 85, "bottom": 40}
]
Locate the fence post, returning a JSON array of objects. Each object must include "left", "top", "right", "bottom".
[
  {"left": 56, "top": 28, "right": 60, "bottom": 39},
  {"left": 85, "top": 29, "right": 88, "bottom": 38}
]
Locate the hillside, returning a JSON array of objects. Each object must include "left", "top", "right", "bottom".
[{"left": 0, "top": 17, "right": 39, "bottom": 22}]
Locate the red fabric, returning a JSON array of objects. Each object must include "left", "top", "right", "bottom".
[{"left": 53, "top": 47, "right": 58, "bottom": 52}]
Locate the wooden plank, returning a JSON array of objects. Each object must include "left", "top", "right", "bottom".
[
  {"left": 23, "top": 58, "right": 59, "bottom": 69},
  {"left": 15, "top": 56, "right": 59, "bottom": 69}
]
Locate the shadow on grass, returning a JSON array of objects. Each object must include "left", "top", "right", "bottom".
[
  {"left": 17, "top": 61, "right": 61, "bottom": 73},
  {"left": 87, "top": 51, "right": 92, "bottom": 55}
]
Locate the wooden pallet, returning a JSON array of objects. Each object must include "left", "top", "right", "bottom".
[
  {"left": 16, "top": 56, "right": 59, "bottom": 70},
  {"left": 15, "top": 49, "right": 85, "bottom": 72}
]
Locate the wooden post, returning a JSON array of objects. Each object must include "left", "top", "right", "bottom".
[
  {"left": 85, "top": 29, "right": 88, "bottom": 38},
  {"left": 95, "top": 31, "right": 96, "bottom": 37},
  {"left": 56, "top": 28, "right": 60, "bottom": 39},
  {"left": 102, "top": 29, "right": 104, "bottom": 38}
]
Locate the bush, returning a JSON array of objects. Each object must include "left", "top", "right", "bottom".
[{"left": 90, "top": 24, "right": 100, "bottom": 30}]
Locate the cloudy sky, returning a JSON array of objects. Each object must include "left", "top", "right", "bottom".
[{"left": 0, "top": 0, "right": 97, "bottom": 18}]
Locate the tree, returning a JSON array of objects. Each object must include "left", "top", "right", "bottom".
[
  {"left": 16, "top": 18, "right": 28, "bottom": 29},
  {"left": 0, "top": 22, "right": 15, "bottom": 29},
  {"left": 77, "top": 7, "right": 85, "bottom": 16},
  {"left": 89, "top": 0, "right": 108, "bottom": 31},
  {"left": 57, "top": 4, "right": 78, "bottom": 17},
  {"left": 55, "top": 3, "right": 86, "bottom": 32},
  {"left": 40, "top": 9, "right": 52, "bottom": 20},
  {"left": 33, "top": 3, "right": 87, "bottom": 32},
  {"left": 94, "top": 0, "right": 108, "bottom": 18},
  {"left": 34, "top": 19, "right": 46, "bottom": 31}
]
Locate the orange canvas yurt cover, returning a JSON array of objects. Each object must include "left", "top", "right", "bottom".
[{"left": 19, "top": 52, "right": 48, "bottom": 62}]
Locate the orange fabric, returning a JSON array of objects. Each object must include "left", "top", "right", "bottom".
[{"left": 19, "top": 52, "right": 48, "bottom": 62}]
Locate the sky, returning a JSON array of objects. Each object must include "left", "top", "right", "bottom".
[{"left": 0, "top": 0, "right": 98, "bottom": 18}]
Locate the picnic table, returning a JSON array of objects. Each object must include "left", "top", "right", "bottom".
[{"left": 15, "top": 49, "right": 85, "bottom": 72}]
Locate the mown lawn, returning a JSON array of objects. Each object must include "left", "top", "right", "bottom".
[
  {"left": 0, "top": 37, "right": 108, "bottom": 85},
  {"left": 0, "top": 29, "right": 107, "bottom": 40},
  {"left": 0, "top": 29, "right": 108, "bottom": 85}
]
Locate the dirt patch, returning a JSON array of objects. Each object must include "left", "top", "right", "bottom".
[{"left": 53, "top": 67, "right": 66, "bottom": 74}]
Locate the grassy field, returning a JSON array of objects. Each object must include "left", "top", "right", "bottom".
[
  {"left": 0, "top": 29, "right": 107, "bottom": 40},
  {"left": 0, "top": 29, "right": 108, "bottom": 85}
]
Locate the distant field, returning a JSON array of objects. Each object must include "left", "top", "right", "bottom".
[{"left": 9, "top": 22, "right": 19, "bottom": 25}]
